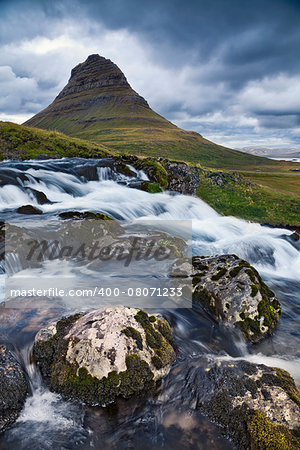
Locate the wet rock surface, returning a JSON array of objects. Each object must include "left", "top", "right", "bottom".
[
  {"left": 187, "top": 358, "right": 300, "bottom": 449},
  {"left": 173, "top": 254, "right": 281, "bottom": 342},
  {"left": 0, "top": 345, "right": 28, "bottom": 432},
  {"left": 193, "top": 255, "right": 281, "bottom": 342},
  {"left": 16, "top": 205, "right": 43, "bottom": 215},
  {"left": 33, "top": 307, "right": 176, "bottom": 406}
]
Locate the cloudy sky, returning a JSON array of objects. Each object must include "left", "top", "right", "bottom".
[{"left": 1, "top": 0, "right": 300, "bottom": 149}]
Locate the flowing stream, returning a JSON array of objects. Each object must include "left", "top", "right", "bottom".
[{"left": 0, "top": 158, "right": 299, "bottom": 449}]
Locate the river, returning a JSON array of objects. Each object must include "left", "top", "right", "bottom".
[{"left": 0, "top": 158, "right": 299, "bottom": 449}]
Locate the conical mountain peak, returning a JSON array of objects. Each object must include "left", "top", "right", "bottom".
[
  {"left": 25, "top": 54, "right": 160, "bottom": 135},
  {"left": 56, "top": 54, "right": 141, "bottom": 102}
]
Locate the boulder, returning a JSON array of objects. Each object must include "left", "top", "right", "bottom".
[
  {"left": 33, "top": 307, "right": 176, "bottom": 406},
  {"left": 160, "top": 159, "right": 201, "bottom": 195},
  {"left": 0, "top": 345, "right": 28, "bottom": 432},
  {"left": 58, "top": 211, "right": 113, "bottom": 221},
  {"left": 26, "top": 188, "right": 51, "bottom": 205},
  {"left": 190, "top": 358, "right": 300, "bottom": 449},
  {"left": 16, "top": 205, "right": 43, "bottom": 215},
  {"left": 139, "top": 181, "right": 163, "bottom": 193},
  {"left": 172, "top": 254, "right": 281, "bottom": 342}
]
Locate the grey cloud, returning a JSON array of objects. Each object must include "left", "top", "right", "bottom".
[
  {"left": 256, "top": 115, "right": 300, "bottom": 129},
  {"left": 0, "top": 0, "right": 300, "bottom": 148}
]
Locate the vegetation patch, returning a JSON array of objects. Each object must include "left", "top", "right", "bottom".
[
  {"left": 211, "top": 267, "right": 227, "bottom": 281},
  {"left": 140, "top": 181, "right": 163, "bottom": 193},
  {"left": 246, "top": 409, "right": 300, "bottom": 449},
  {"left": 0, "top": 121, "right": 111, "bottom": 161},
  {"left": 260, "top": 367, "right": 300, "bottom": 408},
  {"left": 121, "top": 327, "right": 143, "bottom": 350},
  {"left": 134, "top": 310, "right": 175, "bottom": 368},
  {"left": 197, "top": 170, "right": 300, "bottom": 227}
]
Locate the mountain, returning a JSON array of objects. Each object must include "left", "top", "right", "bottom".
[
  {"left": 24, "top": 54, "right": 272, "bottom": 169},
  {"left": 239, "top": 146, "right": 300, "bottom": 158}
]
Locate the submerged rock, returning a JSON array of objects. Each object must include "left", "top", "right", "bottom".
[
  {"left": 0, "top": 345, "right": 28, "bottom": 432},
  {"left": 192, "top": 358, "right": 300, "bottom": 449},
  {"left": 33, "top": 307, "right": 176, "bottom": 406},
  {"left": 173, "top": 254, "right": 281, "bottom": 342}
]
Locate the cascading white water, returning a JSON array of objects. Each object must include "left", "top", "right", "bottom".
[{"left": 0, "top": 158, "right": 298, "bottom": 280}]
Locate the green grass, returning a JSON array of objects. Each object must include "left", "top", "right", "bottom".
[
  {"left": 0, "top": 121, "right": 111, "bottom": 160},
  {"left": 243, "top": 172, "right": 300, "bottom": 197},
  {"left": 196, "top": 170, "right": 300, "bottom": 227}
]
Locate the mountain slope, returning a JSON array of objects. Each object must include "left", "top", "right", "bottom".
[{"left": 24, "top": 54, "right": 275, "bottom": 169}]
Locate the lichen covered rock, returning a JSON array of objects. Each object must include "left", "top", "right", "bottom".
[
  {"left": 33, "top": 306, "right": 176, "bottom": 405},
  {"left": 0, "top": 345, "right": 28, "bottom": 432},
  {"left": 192, "top": 254, "right": 281, "bottom": 342},
  {"left": 196, "top": 359, "right": 300, "bottom": 449}
]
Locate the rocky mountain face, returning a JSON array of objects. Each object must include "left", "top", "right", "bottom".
[{"left": 56, "top": 54, "right": 149, "bottom": 107}]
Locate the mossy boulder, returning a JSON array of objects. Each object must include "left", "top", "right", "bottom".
[
  {"left": 0, "top": 344, "right": 29, "bottom": 432},
  {"left": 196, "top": 359, "right": 300, "bottom": 449},
  {"left": 33, "top": 306, "right": 176, "bottom": 406},
  {"left": 191, "top": 254, "right": 281, "bottom": 342},
  {"left": 139, "top": 181, "right": 163, "bottom": 193},
  {"left": 118, "top": 156, "right": 169, "bottom": 189}
]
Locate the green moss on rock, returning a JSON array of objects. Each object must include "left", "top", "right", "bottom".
[
  {"left": 229, "top": 261, "right": 251, "bottom": 277},
  {"left": 260, "top": 368, "right": 300, "bottom": 398},
  {"left": 140, "top": 159, "right": 169, "bottom": 188},
  {"left": 247, "top": 409, "right": 300, "bottom": 449},
  {"left": 238, "top": 316, "right": 261, "bottom": 338},
  {"left": 151, "top": 355, "right": 164, "bottom": 369},
  {"left": 118, "top": 354, "right": 154, "bottom": 399},
  {"left": 134, "top": 310, "right": 175, "bottom": 367},
  {"left": 34, "top": 318, "right": 155, "bottom": 405},
  {"left": 140, "top": 181, "right": 163, "bottom": 193},
  {"left": 121, "top": 326, "right": 143, "bottom": 350},
  {"left": 211, "top": 267, "right": 227, "bottom": 281},
  {"left": 157, "top": 319, "right": 173, "bottom": 344},
  {"left": 251, "top": 284, "right": 259, "bottom": 297}
]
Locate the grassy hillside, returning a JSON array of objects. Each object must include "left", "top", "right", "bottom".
[
  {"left": 242, "top": 172, "right": 300, "bottom": 197},
  {"left": 0, "top": 120, "right": 299, "bottom": 227},
  {"left": 196, "top": 170, "right": 300, "bottom": 227},
  {"left": 0, "top": 121, "right": 111, "bottom": 160}
]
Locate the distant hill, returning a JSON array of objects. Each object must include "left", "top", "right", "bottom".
[
  {"left": 239, "top": 146, "right": 300, "bottom": 159},
  {"left": 24, "top": 54, "right": 274, "bottom": 169}
]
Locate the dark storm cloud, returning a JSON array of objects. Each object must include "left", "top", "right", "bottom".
[{"left": 0, "top": 0, "right": 300, "bottom": 147}]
